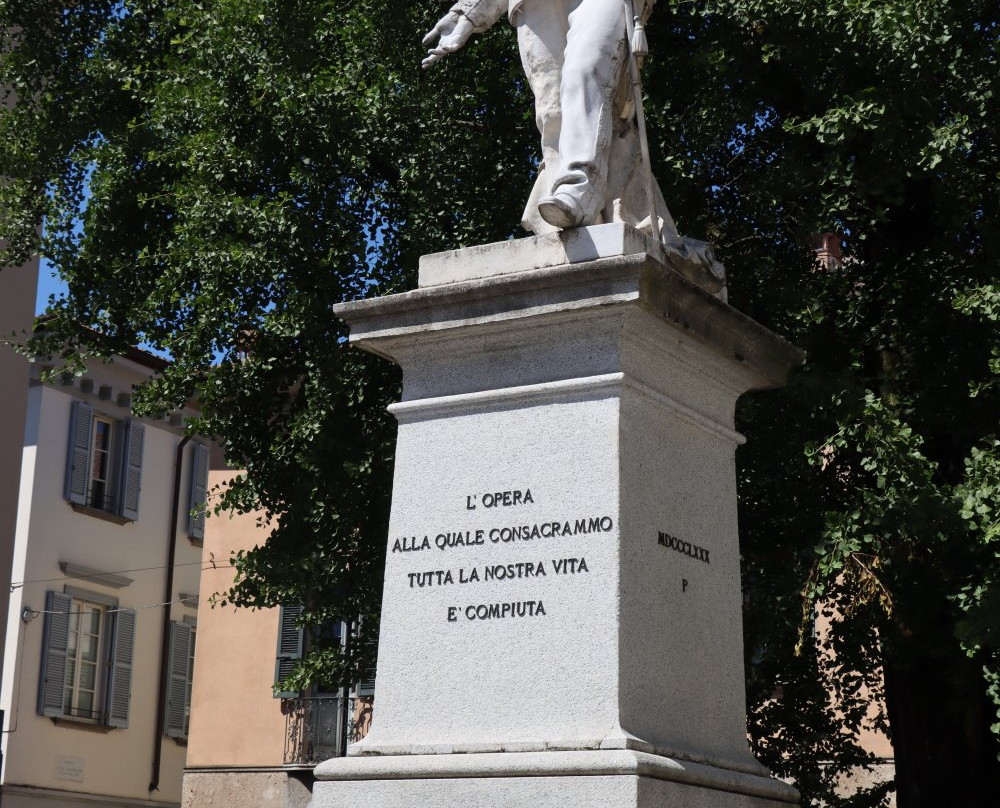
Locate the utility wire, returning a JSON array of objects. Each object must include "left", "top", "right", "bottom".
[
  {"left": 11, "top": 557, "right": 235, "bottom": 593},
  {"left": 9, "top": 558, "right": 226, "bottom": 590},
  {"left": 25, "top": 595, "right": 200, "bottom": 619}
]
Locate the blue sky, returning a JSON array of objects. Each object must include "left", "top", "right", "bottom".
[
  {"left": 35, "top": 258, "right": 67, "bottom": 314},
  {"left": 33, "top": 258, "right": 174, "bottom": 361}
]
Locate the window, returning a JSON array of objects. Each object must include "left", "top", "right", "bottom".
[
  {"left": 276, "top": 613, "right": 376, "bottom": 764},
  {"left": 273, "top": 610, "right": 376, "bottom": 699},
  {"left": 63, "top": 598, "right": 105, "bottom": 719},
  {"left": 65, "top": 401, "right": 145, "bottom": 521},
  {"left": 38, "top": 590, "right": 136, "bottom": 727},
  {"left": 88, "top": 416, "right": 114, "bottom": 510},
  {"left": 164, "top": 621, "right": 196, "bottom": 738}
]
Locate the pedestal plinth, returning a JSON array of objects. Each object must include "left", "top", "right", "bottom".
[{"left": 312, "top": 224, "right": 803, "bottom": 807}]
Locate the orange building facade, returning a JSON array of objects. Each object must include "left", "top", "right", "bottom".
[{"left": 182, "top": 471, "right": 372, "bottom": 808}]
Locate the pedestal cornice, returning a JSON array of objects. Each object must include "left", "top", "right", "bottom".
[{"left": 334, "top": 251, "right": 803, "bottom": 393}]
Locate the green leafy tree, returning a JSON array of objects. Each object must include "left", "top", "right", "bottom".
[
  {"left": 641, "top": 2, "right": 1000, "bottom": 804},
  {"left": 0, "top": 0, "right": 536, "bottom": 690},
  {"left": 1, "top": 1, "right": 997, "bottom": 805}
]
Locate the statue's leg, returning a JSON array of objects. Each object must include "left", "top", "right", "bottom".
[
  {"left": 516, "top": 0, "right": 570, "bottom": 234},
  {"left": 539, "top": 0, "right": 627, "bottom": 228}
]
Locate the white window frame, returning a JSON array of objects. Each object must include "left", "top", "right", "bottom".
[
  {"left": 87, "top": 415, "right": 116, "bottom": 511},
  {"left": 62, "top": 596, "right": 107, "bottom": 720}
]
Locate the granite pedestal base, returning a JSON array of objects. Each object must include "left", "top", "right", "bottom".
[
  {"left": 315, "top": 750, "right": 796, "bottom": 807},
  {"left": 312, "top": 224, "right": 802, "bottom": 808}
]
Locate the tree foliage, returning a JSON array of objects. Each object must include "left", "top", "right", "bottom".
[
  {"left": 0, "top": 0, "right": 536, "bottom": 690},
  {"left": 1, "top": 1, "right": 997, "bottom": 805},
  {"left": 640, "top": 2, "right": 999, "bottom": 803}
]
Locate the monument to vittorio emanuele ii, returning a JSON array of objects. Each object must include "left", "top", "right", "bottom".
[{"left": 311, "top": 2, "right": 804, "bottom": 806}]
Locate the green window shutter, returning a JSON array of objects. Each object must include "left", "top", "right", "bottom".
[
  {"left": 274, "top": 605, "right": 304, "bottom": 699},
  {"left": 105, "top": 607, "right": 136, "bottom": 728},
  {"left": 356, "top": 668, "right": 377, "bottom": 698},
  {"left": 355, "top": 623, "right": 377, "bottom": 697},
  {"left": 37, "top": 591, "right": 72, "bottom": 717},
  {"left": 64, "top": 401, "right": 93, "bottom": 505},
  {"left": 187, "top": 443, "right": 210, "bottom": 540},
  {"left": 165, "top": 621, "right": 192, "bottom": 737},
  {"left": 117, "top": 420, "right": 145, "bottom": 521}
]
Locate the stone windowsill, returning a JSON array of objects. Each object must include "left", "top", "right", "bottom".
[
  {"left": 52, "top": 716, "right": 115, "bottom": 733},
  {"left": 70, "top": 502, "right": 133, "bottom": 526}
]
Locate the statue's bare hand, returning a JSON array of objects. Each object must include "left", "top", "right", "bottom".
[{"left": 421, "top": 11, "right": 476, "bottom": 68}]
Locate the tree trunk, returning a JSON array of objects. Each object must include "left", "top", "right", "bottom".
[{"left": 884, "top": 646, "right": 1000, "bottom": 807}]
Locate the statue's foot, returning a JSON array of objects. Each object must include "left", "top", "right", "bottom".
[{"left": 538, "top": 192, "right": 584, "bottom": 229}]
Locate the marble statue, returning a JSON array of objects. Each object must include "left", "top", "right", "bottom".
[{"left": 422, "top": 0, "right": 726, "bottom": 293}]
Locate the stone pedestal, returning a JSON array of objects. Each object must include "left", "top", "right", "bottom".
[{"left": 312, "top": 224, "right": 802, "bottom": 807}]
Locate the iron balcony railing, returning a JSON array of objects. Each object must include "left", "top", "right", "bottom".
[
  {"left": 87, "top": 481, "right": 115, "bottom": 512},
  {"left": 283, "top": 696, "right": 369, "bottom": 766}
]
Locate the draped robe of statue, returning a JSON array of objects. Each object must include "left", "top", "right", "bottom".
[{"left": 451, "top": 0, "right": 676, "bottom": 237}]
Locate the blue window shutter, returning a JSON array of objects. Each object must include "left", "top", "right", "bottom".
[
  {"left": 274, "top": 605, "right": 304, "bottom": 699},
  {"left": 105, "top": 608, "right": 136, "bottom": 728},
  {"left": 117, "top": 420, "right": 144, "bottom": 521},
  {"left": 37, "top": 591, "right": 72, "bottom": 717},
  {"left": 187, "top": 443, "right": 210, "bottom": 540},
  {"left": 64, "top": 401, "right": 93, "bottom": 505},
  {"left": 165, "top": 621, "right": 192, "bottom": 737}
]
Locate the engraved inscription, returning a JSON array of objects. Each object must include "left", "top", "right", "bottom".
[
  {"left": 447, "top": 601, "right": 547, "bottom": 621},
  {"left": 407, "top": 557, "right": 590, "bottom": 588},
  {"left": 54, "top": 756, "right": 85, "bottom": 782},
  {"left": 395, "top": 487, "right": 611, "bottom": 621},
  {"left": 466, "top": 489, "right": 535, "bottom": 510},
  {"left": 657, "top": 531, "right": 711, "bottom": 564},
  {"left": 391, "top": 516, "right": 613, "bottom": 554}
]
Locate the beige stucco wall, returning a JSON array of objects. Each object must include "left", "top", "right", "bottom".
[
  {"left": 1, "top": 360, "right": 202, "bottom": 806},
  {"left": 0, "top": 256, "right": 38, "bottom": 654},
  {"left": 185, "top": 474, "right": 286, "bottom": 768},
  {"left": 1, "top": 783, "right": 179, "bottom": 808},
  {"left": 814, "top": 609, "right": 894, "bottom": 761}
]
